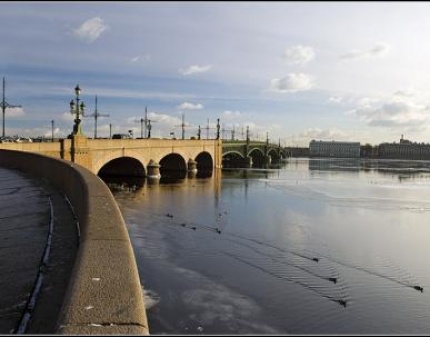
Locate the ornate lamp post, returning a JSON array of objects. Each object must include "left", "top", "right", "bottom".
[{"left": 69, "top": 84, "right": 85, "bottom": 136}]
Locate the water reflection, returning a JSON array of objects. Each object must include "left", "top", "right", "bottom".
[
  {"left": 99, "top": 174, "right": 145, "bottom": 192},
  {"left": 360, "top": 159, "right": 430, "bottom": 182},
  {"left": 109, "top": 159, "right": 430, "bottom": 335},
  {"left": 100, "top": 170, "right": 214, "bottom": 187},
  {"left": 308, "top": 158, "right": 430, "bottom": 182},
  {"left": 308, "top": 158, "right": 360, "bottom": 172},
  {"left": 221, "top": 168, "right": 280, "bottom": 180}
]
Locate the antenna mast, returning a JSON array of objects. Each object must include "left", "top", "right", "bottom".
[
  {"left": 181, "top": 113, "right": 185, "bottom": 139},
  {"left": 85, "top": 95, "right": 110, "bottom": 138},
  {"left": 1, "top": 77, "right": 22, "bottom": 138}
]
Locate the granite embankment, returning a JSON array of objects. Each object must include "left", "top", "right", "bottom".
[{"left": 0, "top": 149, "right": 149, "bottom": 335}]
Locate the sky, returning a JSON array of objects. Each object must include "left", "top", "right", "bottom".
[{"left": 1, "top": 1, "right": 430, "bottom": 146}]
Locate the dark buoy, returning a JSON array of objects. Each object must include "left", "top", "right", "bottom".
[
  {"left": 328, "top": 277, "right": 337, "bottom": 284},
  {"left": 181, "top": 223, "right": 186, "bottom": 227},
  {"left": 191, "top": 226, "right": 197, "bottom": 230},
  {"left": 338, "top": 299, "right": 347, "bottom": 307},
  {"left": 166, "top": 213, "right": 173, "bottom": 218},
  {"left": 413, "top": 285, "right": 424, "bottom": 292},
  {"left": 216, "top": 228, "right": 221, "bottom": 234},
  {"left": 312, "top": 257, "right": 319, "bottom": 262}
]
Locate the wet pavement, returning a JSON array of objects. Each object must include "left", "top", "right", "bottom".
[{"left": 0, "top": 167, "right": 78, "bottom": 334}]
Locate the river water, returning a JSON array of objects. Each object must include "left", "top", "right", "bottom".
[{"left": 108, "top": 158, "right": 430, "bottom": 335}]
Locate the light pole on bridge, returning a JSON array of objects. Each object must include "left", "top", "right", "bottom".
[
  {"left": 69, "top": 84, "right": 86, "bottom": 136},
  {"left": 85, "top": 95, "right": 110, "bottom": 139},
  {"left": 1, "top": 77, "right": 22, "bottom": 138}
]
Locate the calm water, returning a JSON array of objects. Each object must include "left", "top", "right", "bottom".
[{"left": 109, "top": 158, "right": 430, "bottom": 335}]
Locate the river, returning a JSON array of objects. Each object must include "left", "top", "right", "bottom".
[{"left": 107, "top": 158, "right": 430, "bottom": 334}]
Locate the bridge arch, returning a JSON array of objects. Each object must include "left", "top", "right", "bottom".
[
  {"left": 248, "top": 148, "right": 265, "bottom": 167},
  {"left": 195, "top": 151, "right": 213, "bottom": 170},
  {"left": 93, "top": 149, "right": 147, "bottom": 177},
  {"left": 222, "top": 150, "right": 245, "bottom": 159},
  {"left": 267, "top": 148, "right": 281, "bottom": 163},
  {"left": 97, "top": 156, "right": 146, "bottom": 177},
  {"left": 159, "top": 153, "right": 187, "bottom": 172},
  {"left": 222, "top": 151, "right": 246, "bottom": 168}
]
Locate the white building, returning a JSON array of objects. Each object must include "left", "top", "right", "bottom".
[
  {"left": 309, "top": 140, "right": 360, "bottom": 158},
  {"left": 379, "top": 136, "right": 430, "bottom": 160}
]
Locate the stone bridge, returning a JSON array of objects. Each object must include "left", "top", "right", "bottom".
[
  {"left": 0, "top": 135, "right": 222, "bottom": 178},
  {"left": 222, "top": 139, "right": 285, "bottom": 167},
  {"left": 0, "top": 136, "right": 286, "bottom": 178}
]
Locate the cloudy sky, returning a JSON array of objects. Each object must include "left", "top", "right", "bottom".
[{"left": 1, "top": 1, "right": 430, "bottom": 146}]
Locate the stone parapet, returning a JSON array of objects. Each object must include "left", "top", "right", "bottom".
[{"left": 0, "top": 149, "right": 149, "bottom": 335}]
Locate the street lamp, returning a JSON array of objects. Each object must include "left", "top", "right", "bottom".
[{"left": 69, "top": 84, "right": 85, "bottom": 136}]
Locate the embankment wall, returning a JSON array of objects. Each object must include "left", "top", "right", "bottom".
[{"left": 0, "top": 149, "right": 149, "bottom": 335}]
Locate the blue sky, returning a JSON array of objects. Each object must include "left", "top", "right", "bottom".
[{"left": 2, "top": 1, "right": 430, "bottom": 146}]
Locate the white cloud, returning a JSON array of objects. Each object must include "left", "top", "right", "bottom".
[
  {"left": 130, "top": 54, "right": 151, "bottom": 63},
  {"left": 349, "top": 99, "right": 430, "bottom": 129},
  {"left": 299, "top": 127, "right": 348, "bottom": 140},
  {"left": 122, "top": 111, "right": 190, "bottom": 138},
  {"left": 356, "top": 97, "right": 381, "bottom": 106},
  {"left": 327, "top": 96, "right": 343, "bottom": 104},
  {"left": 73, "top": 17, "right": 109, "bottom": 43},
  {"left": 179, "top": 64, "right": 212, "bottom": 75},
  {"left": 340, "top": 43, "right": 390, "bottom": 60},
  {"left": 269, "top": 73, "right": 314, "bottom": 93},
  {"left": 283, "top": 45, "right": 315, "bottom": 66},
  {"left": 392, "top": 88, "right": 421, "bottom": 101},
  {"left": 44, "top": 127, "right": 60, "bottom": 138},
  {"left": 5, "top": 107, "right": 25, "bottom": 118},
  {"left": 222, "top": 110, "right": 243, "bottom": 121},
  {"left": 177, "top": 102, "right": 203, "bottom": 110},
  {"left": 61, "top": 112, "right": 75, "bottom": 122}
]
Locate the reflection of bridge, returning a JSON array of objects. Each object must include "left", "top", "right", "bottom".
[
  {"left": 222, "top": 140, "right": 284, "bottom": 168},
  {"left": 0, "top": 135, "right": 285, "bottom": 178}
]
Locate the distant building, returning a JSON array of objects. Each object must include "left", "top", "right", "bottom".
[
  {"left": 360, "top": 144, "right": 379, "bottom": 158},
  {"left": 286, "top": 146, "right": 310, "bottom": 158},
  {"left": 378, "top": 135, "right": 430, "bottom": 160},
  {"left": 309, "top": 140, "right": 360, "bottom": 158}
]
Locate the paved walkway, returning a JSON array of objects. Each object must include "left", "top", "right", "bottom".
[{"left": 0, "top": 167, "right": 79, "bottom": 334}]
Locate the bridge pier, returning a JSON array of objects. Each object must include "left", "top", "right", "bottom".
[
  {"left": 60, "top": 135, "right": 93, "bottom": 170},
  {"left": 147, "top": 159, "right": 161, "bottom": 179},
  {"left": 187, "top": 158, "right": 197, "bottom": 173},
  {"left": 245, "top": 156, "right": 253, "bottom": 168},
  {"left": 188, "top": 170, "right": 197, "bottom": 179},
  {"left": 187, "top": 158, "right": 197, "bottom": 179}
]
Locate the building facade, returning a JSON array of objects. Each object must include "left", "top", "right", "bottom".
[
  {"left": 309, "top": 140, "right": 361, "bottom": 158},
  {"left": 378, "top": 136, "right": 430, "bottom": 160}
]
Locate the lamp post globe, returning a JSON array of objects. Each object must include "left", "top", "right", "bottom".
[{"left": 70, "top": 84, "right": 85, "bottom": 136}]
